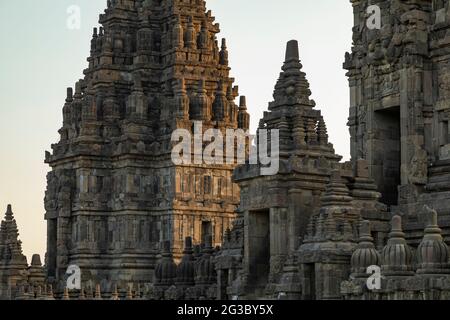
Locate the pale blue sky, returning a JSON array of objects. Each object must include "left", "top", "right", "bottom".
[{"left": 0, "top": 0, "right": 353, "bottom": 259}]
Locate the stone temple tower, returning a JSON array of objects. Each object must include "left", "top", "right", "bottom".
[
  {"left": 0, "top": 205, "right": 28, "bottom": 298},
  {"left": 44, "top": 0, "right": 249, "bottom": 287},
  {"left": 345, "top": 0, "right": 450, "bottom": 244}
]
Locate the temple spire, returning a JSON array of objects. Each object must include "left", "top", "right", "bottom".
[
  {"left": 381, "top": 215, "right": 414, "bottom": 276},
  {"left": 417, "top": 206, "right": 450, "bottom": 274},
  {"left": 45, "top": 0, "right": 246, "bottom": 287},
  {"left": 0, "top": 205, "right": 29, "bottom": 299},
  {"left": 238, "top": 96, "right": 250, "bottom": 130},
  {"left": 271, "top": 40, "right": 315, "bottom": 110}
]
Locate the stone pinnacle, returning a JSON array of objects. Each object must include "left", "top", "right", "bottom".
[{"left": 285, "top": 40, "right": 299, "bottom": 62}]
